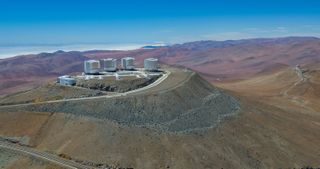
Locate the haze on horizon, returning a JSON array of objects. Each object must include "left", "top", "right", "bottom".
[{"left": 0, "top": 0, "right": 320, "bottom": 45}]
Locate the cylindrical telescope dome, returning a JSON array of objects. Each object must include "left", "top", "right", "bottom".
[
  {"left": 101, "top": 58, "right": 117, "bottom": 72},
  {"left": 121, "top": 57, "right": 135, "bottom": 70},
  {"left": 144, "top": 58, "right": 158, "bottom": 71},
  {"left": 84, "top": 60, "right": 101, "bottom": 74}
]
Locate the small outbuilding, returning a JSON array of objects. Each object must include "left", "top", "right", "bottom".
[{"left": 58, "top": 75, "right": 76, "bottom": 86}]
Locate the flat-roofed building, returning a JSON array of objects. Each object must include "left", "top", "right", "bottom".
[{"left": 58, "top": 75, "right": 76, "bottom": 86}]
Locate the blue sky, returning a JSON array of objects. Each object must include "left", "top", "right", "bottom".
[{"left": 0, "top": 0, "right": 320, "bottom": 45}]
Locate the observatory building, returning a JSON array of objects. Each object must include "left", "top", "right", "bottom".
[
  {"left": 58, "top": 75, "right": 76, "bottom": 86},
  {"left": 84, "top": 60, "right": 101, "bottom": 74},
  {"left": 144, "top": 58, "right": 159, "bottom": 71},
  {"left": 101, "top": 58, "right": 117, "bottom": 72},
  {"left": 121, "top": 57, "right": 135, "bottom": 70}
]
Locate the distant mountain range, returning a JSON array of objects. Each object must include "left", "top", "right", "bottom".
[
  {"left": 141, "top": 44, "right": 168, "bottom": 49},
  {"left": 1, "top": 36, "right": 320, "bottom": 96}
]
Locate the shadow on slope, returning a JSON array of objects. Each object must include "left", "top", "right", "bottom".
[{"left": 0, "top": 71, "right": 240, "bottom": 132}]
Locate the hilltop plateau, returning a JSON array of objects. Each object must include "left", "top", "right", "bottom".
[
  {"left": 1, "top": 37, "right": 320, "bottom": 97},
  {"left": 0, "top": 37, "right": 320, "bottom": 168}
]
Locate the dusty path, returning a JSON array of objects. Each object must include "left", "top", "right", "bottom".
[
  {"left": 0, "top": 141, "right": 94, "bottom": 169},
  {"left": 0, "top": 69, "right": 193, "bottom": 168},
  {"left": 0, "top": 68, "right": 199, "bottom": 168},
  {"left": 282, "top": 66, "right": 306, "bottom": 97},
  {"left": 277, "top": 66, "right": 319, "bottom": 114},
  {"left": 0, "top": 70, "right": 171, "bottom": 109},
  {"left": 0, "top": 70, "right": 173, "bottom": 169}
]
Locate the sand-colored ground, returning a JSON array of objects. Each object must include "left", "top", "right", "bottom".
[
  {"left": 0, "top": 64, "right": 320, "bottom": 168},
  {"left": 0, "top": 112, "right": 53, "bottom": 146},
  {"left": 0, "top": 148, "right": 65, "bottom": 169}
]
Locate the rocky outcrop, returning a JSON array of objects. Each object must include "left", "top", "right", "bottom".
[
  {"left": 0, "top": 72, "right": 240, "bottom": 132},
  {"left": 75, "top": 75, "right": 160, "bottom": 92}
]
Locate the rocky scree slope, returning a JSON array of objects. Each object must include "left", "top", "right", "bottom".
[
  {"left": 0, "top": 72, "right": 240, "bottom": 132},
  {"left": 75, "top": 75, "right": 161, "bottom": 92}
]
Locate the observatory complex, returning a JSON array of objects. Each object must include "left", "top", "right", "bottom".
[
  {"left": 84, "top": 60, "right": 101, "bottom": 74},
  {"left": 101, "top": 58, "right": 117, "bottom": 72},
  {"left": 57, "top": 57, "right": 161, "bottom": 86},
  {"left": 144, "top": 58, "right": 159, "bottom": 71},
  {"left": 121, "top": 57, "right": 135, "bottom": 70},
  {"left": 57, "top": 75, "right": 76, "bottom": 86}
]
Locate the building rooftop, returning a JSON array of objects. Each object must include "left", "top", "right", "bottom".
[{"left": 145, "top": 58, "right": 158, "bottom": 61}]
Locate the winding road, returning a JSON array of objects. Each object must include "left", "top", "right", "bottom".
[
  {"left": 0, "top": 141, "right": 94, "bottom": 169},
  {"left": 0, "top": 70, "right": 170, "bottom": 109},
  {"left": 282, "top": 66, "right": 306, "bottom": 97},
  {"left": 0, "top": 70, "right": 173, "bottom": 169},
  {"left": 0, "top": 68, "right": 196, "bottom": 169}
]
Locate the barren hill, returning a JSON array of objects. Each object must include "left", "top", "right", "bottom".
[
  {"left": 1, "top": 37, "right": 320, "bottom": 168},
  {"left": 0, "top": 66, "right": 242, "bottom": 169},
  {"left": 1, "top": 64, "right": 320, "bottom": 168},
  {"left": 0, "top": 51, "right": 88, "bottom": 97},
  {"left": 1, "top": 37, "right": 319, "bottom": 97},
  {"left": 0, "top": 67, "right": 240, "bottom": 132}
]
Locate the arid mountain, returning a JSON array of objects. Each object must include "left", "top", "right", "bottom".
[
  {"left": 1, "top": 37, "right": 320, "bottom": 168},
  {"left": 159, "top": 37, "right": 320, "bottom": 81},
  {"left": 0, "top": 37, "right": 319, "bottom": 96},
  {"left": 0, "top": 51, "right": 88, "bottom": 96},
  {"left": 1, "top": 63, "right": 320, "bottom": 169},
  {"left": 0, "top": 50, "right": 89, "bottom": 78}
]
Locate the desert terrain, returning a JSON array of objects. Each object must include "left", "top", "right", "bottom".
[
  {"left": 1, "top": 37, "right": 320, "bottom": 97},
  {"left": 0, "top": 37, "right": 320, "bottom": 168}
]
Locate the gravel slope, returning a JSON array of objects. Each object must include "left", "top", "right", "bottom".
[{"left": 0, "top": 69, "right": 240, "bottom": 132}]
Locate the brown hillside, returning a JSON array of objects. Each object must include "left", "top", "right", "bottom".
[
  {"left": 1, "top": 39, "right": 320, "bottom": 168},
  {"left": 1, "top": 37, "right": 320, "bottom": 96}
]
